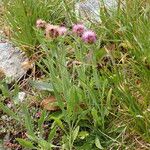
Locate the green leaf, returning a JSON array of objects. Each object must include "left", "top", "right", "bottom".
[
  {"left": 105, "top": 88, "right": 113, "bottom": 116},
  {"left": 26, "top": 134, "right": 37, "bottom": 142},
  {"left": 50, "top": 116, "right": 65, "bottom": 131},
  {"left": 29, "top": 80, "right": 54, "bottom": 91},
  {"left": 95, "top": 137, "right": 103, "bottom": 149},
  {"left": 91, "top": 108, "right": 101, "bottom": 127},
  {"left": 38, "top": 110, "right": 47, "bottom": 133},
  {"left": 38, "top": 139, "right": 54, "bottom": 150},
  {"left": 106, "top": 88, "right": 112, "bottom": 109},
  {"left": 0, "top": 83, "right": 9, "bottom": 98},
  {"left": 22, "top": 104, "right": 35, "bottom": 137},
  {"left": 0, "top": 102, "right": 19, "bottom": 121},
  {"left": 48, "top": 127, "right": 57, "bottom": 142},
  {"left": 16, "top": 138, "right": 35, "bottom": 149},
  {"left": 72, "top": 126, "right": 80, "bottom": 142},
  {"left": 78, "top": 131, "right": 89, "bottom": 140}
]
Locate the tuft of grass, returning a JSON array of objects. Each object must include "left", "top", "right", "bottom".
[{"left": 2, "top": 0, "right": 68, "bottom": 55}]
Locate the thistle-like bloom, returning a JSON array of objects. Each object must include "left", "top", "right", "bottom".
[
  {"left": 36, "top": 19, "right": 46, "bottom": 29},
  {"left": 45, "top": 24, "right": 59, "bottom": 38},
  {"left": 58, "top": 26, "right": 67, "bottom": 36},
  {"left": 35, "top": 112, "right": 41, "bottom": 118},
  {"left": 72, "top": 24, "right": 85, "bottom": 36},
  {"left": 82, "top": 30, "right": 97, "bottom": 44}
]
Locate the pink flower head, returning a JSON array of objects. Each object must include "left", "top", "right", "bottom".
[
  {"left": 58, "top": 26, "right": 67, "bottom": 36},
  {"left": 82, "top": 30, "right": 97, "bottom": 44},
  {"left": 36, "top": 19, "right": 46, "bottom": 29},
  {"left": 35, "top": 112, "right": 41, "bottom": 118},
  {"left": 45, "top": 24, "right": 59, "bottom": 38},
  {"left": 72, "top": 24, "right": 85, "bottom": 36},
  {"left": 7, "top": 101, "right": 13, "bottom": 108}
]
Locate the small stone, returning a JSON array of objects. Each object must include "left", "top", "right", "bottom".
[
  {"left": 1, "top": 115, "right": 8, "bottom": 121},
  {"left": 18, "top": 92, "right": 26, "bottom": 102}
]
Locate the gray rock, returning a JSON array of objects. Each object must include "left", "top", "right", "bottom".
[
  {"left": 75, "top": 0, "right": 101, "bottom": 22},
  {"left": 75, "top": 0, "right": 118, "bottom": 23},
  {"left": 18, "top": 92, "right": 26, "bottom": 102},
  {"left": 0, "top": 37, "right": 28, "bottom": 82}
]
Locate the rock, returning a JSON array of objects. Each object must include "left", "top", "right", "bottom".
[
  {"left": 75, "top": 0, "right": 118, "bottom": 23},
  {"left": 18, "top": 92, "right": 26, "bottom": 103},
  {"left": 75, "top": 0, "right": 101, "bottom": 23},
  {"left": 103, "top": 0, "right": 118, "bottom": 9},
  {"left": 0, "top": 37, "right": 28, "bottom": 82}
]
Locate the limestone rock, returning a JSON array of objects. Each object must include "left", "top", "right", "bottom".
[
  {"left": 0, "top": 38, "right": 28, "bottom": 82},
  {"left": 75, "top": 0, "right": 118, "bottom": 23}
]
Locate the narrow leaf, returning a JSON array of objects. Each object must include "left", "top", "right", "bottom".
[
  {"left": 73, "top": 126, "right": 80, "bottom": 142},
  {"left": 29, "top": 80, "right": 54, "bottom": 91},
  {"left": 0, "top": 102, "right": 19, "bottom": 121},
  {"left": 95, "top": 137, "right": 103, "bottom": 149},
  {"left": 16, "top": 138, "right": 35, "bottom": 149}
]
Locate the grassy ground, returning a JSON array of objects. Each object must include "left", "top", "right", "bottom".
[
  {"left": 0, "top": 0, "right": 150, "bottom": 150},
  {"left": 0, "top": 1, "right": 4, "bottom": 29}
]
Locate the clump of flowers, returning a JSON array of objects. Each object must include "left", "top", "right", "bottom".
[
  {"left": 45, "top": 24, "right": 68, "bottom": 39},
  {"left": 82, "top": 30, "right": 97, "bottom": 44},
  {"left": 45, "top": 24, "right": 59, "bottom": 38},
  {"left": 36, "top": 19, "right": 46, "bottom": 29},
  {"left": 72, "top": 23, "right": 85, "bottom": 36},
  {"left": 36, "top": 19, "right": 97, "bottom": 44}
]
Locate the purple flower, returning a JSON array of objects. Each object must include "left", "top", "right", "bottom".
[
  {"left": 82, "top": 30, "right": 97, "bottom": 44},
  {"left": 72, "top": 24, "right": 85, "bottom": 36},
  {"left": 36, "top": 19, "right": 46, "bottom": 29},
  {"left": 45, "top": 24, "right": 59, "bottom": 38},
  {"left": 7, "top": 101, "right": 13, "bottom": 108},
  {"left": 35, "top": 112, "right": 41, "bottom": 118},
  {"left": 58, "top": 26, "right": 67, "bottom": 36}
]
